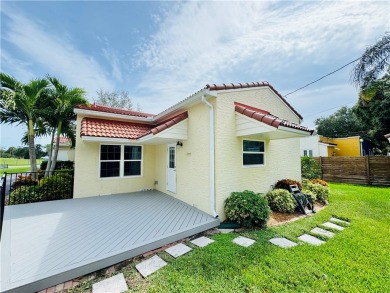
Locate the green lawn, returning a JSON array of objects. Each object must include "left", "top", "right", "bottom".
[
  {"left": 0, "top": 158, "right": 43, "bottom": 176},
  {"left": 68, "top": 184, "right": 390, "bottom": 292}
]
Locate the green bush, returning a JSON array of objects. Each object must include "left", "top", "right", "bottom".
[
  {"left": 301, "top": 156, "right": 321, "bottom": 179},
  {"left": 224, "top": 190, "right": 270, "bottom": 228},
  {"left": 265, "top": 189, "right": 297, "bottom": 213},
  {"left": 302, "top": 189, "right": 316, "bottom": 205},
  {"left": 306, "top": 182, "right": 329, "bottom": 203},
  {"left": 7, "top": 186, "right": 41, "bottom": 205},
  {"left": 274, "top": 179, "right": 302, "bottom": 191},
  {"left": 39, "top": 173, "right": 73, "bottom": 200},
  {"left": 11, "top": 174, "right": 38, "bottom": 189}
]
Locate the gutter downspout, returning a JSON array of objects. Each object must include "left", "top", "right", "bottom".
[{"left": 201, "top": 94, "right": 219, "bottom": 218}]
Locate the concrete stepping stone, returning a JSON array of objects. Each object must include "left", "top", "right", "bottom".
[
  {"left": 92, "top": 273, "right": 128, "bottom": 293},
  {"left": 311, "top": 227, "right": 335, "bottom": 238},
  {"left": 190, "top": 236, "right": 215, "bottom": 247},
  {"left": 269, "top": 237, "right": 297, "bottom": 248},
  {"left": 165, "top": 243, "right": 192, "bottom": 258},
  {"left": 298, "top": 234, "right": 325, "bottom": 246},
  {"left": 218, "top": 228, "right": 235, "bottom": 234},
  {"left": 135, "top": 255, "right": 167, "bottom": 278},
  {"left": 330, "top": 217, "right": 350, "bottom": 225},
  {"left": 233, "top": 236, "right": 255, "bottom": 247},
  {"left": 322, "top": 222, "right": 344, "bottom": 231}
]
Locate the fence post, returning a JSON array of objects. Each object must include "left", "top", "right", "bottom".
[
  {"left": 319, "top": 156, "right": 323, "bottom": 180},
  {"left": 365, "top": 156, "right": 371, "bottom": 185},
  {"left": 0, "top": 173, "right": 7, "bottom": 241}
]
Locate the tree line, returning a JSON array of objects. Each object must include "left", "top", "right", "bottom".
[{"left": 315, "top": 33, "right": 390, "bottom": 154}]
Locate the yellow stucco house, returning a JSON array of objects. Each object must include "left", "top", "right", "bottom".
[{"left": 73, "top": 81, "right": 313, "bottom": 219}]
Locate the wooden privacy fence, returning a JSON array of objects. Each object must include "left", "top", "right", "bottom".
[{"left": 313, "top": 156, "right": 390, "bottom": 185}]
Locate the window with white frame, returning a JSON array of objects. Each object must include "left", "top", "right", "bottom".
[
  {"left": 243, "top": 140, "right": 265, "bottom": 166},
  {"left": 303, "top": 149, "right": 313, "bottom": 157},
  {"left": 100, "top": 145, "right": 142, "bottom": 178}
]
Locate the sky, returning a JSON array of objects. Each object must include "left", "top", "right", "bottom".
[{"left": 0, "top": 0, "right": 389, "bottom": 149}]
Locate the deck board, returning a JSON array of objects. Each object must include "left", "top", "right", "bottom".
[{"left": 0, "top": 190, "right": 219, "bottom": 293}]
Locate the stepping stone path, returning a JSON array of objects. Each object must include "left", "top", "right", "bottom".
[
  {"left": 311, "top": 227, "right": 335, "bottom": 238},
  {"left": 298, "top": 234, "right": 325, "bottom": 246},
  {"left": 330, "top": 217, "right": 350, "bottom": 225},
  {"left": 165, "top": 243, "right": 192, "bottom": 258},
  {"left": 233, "top": 236, "right": 256, "bottom": 247},
  {"left": 135, "top": 255, "right": 167, "bottom": 278},
  {"left": 322, "top": 221, "right": 344, "bottom": 231},
  {"left": 190, "top": 236, "right": 214, "bottom": 247},
  {"left": 269, "top": 237, "right": 297, "bottom": 248},
  {"left": 92, "top": 273, "right": 128, "bottom": 293}
]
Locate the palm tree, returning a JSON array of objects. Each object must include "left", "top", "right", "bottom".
[
  {"left": 352, "top": 33, "right": 390, "bottom": 87},
  {"left": 0, "top": 73, "right": 49, "bottom": 172},
  {"left": 44, "top": 76, "right": 87, "bottom": 174}
]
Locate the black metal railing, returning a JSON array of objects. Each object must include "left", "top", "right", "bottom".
[
  {"left": 2, "top": 170, "right": 74, "bottom": 206},
  {"left": 1, "top": 174, "right": 6, "bottom": 241}
]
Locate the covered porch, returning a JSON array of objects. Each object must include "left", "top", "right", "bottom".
[{"left": 1, "top": 191, "right": 219, "bottom": 293}]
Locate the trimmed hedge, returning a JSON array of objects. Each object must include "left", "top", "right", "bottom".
[
  {"left": 265, "top": 189, "right": 297, "bottom": 213},
  {"left": 306, "top": 182, "right": 329, "bottom": 203},
  {"left": 225, "top": 190, "right": 270, "bottom": 228},
  {"left": 40, "top": 160, "right": 74, "bottom": 170}
]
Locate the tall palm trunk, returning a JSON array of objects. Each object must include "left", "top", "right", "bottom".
[
  {"left": 49, "top": 121, "right": 62, "bottom": 173},
  {"left": 45, "top": 130, "right": 55, "bottom": 177},
  {"left": 28, "top": 119, "right": 37, "bottom": 173}
]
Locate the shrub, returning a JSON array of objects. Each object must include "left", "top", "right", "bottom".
[
  {"left": 306, "top": 182, "right": 329, "bottom": 203},
  {"left": 265, "top": 189, "right": 297, "bottom": 213},
  {"left": 310, "top": 179, "right": 329, "bottom": 186},
  {"left": 40, "top": 160, "right": 74, "bottom": 171},
  {"left": 301, "top": 156, "right": 321, "bottom": 179},
  {"left": 224, "top": 190, "right": 270, "bottom": 228},
  {"left": 7, "top": 186, "right": 41, "bottom": 205},
  {"left": 274, "top": 179, "right": 302, "bottom": 191},
  {"left": 302, "top": 189, "right": 316, "bottom": 205},
  {"left": 11, "top": 174, "right": 38, "bottom": 189},
  {"left": 39, "top": 173, "right": 73, "bottom": 200}
]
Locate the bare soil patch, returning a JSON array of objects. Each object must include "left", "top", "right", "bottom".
[{"left": 267, "top": 203, "right": 326, "bottom": 227}]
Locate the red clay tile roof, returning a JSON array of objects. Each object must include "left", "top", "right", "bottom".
[
  {"left": 150, "top": 112, "right": 188, "bottom": 135},
  {"left": 81, "top": 118, "right": 152, "bottom": 139},
  {"left": 81, "top": 112, "right": 189, "bottom": 140},
  {"left": 206, "top": 81, "right": 303, "bottom": 120},
  {"left": 54, "top": 137, "right": 71, "bottom": 145},
  {"left": 235, "top": 102, "right": 313, "bottom": 134},
  {"left": 76, "top": 104, "right": 154, "bottom": 118}
]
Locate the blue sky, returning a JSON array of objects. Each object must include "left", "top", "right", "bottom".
[{"left": 1, "top": 1, "right": 389, "bottom": 149}]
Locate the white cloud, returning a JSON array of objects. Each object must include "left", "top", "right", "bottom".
[
  {"left": 135, "top": 1, "right": 389, "bottom": 114},
  {"left": 1, "top": 5, "right": 114, "bottom": 97}
]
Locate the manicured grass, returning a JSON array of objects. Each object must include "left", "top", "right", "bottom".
[
  {"left": 67, "top": 184, "right": 389, "bottom": 292},
  {"left": 0, "top": 158, "right": 43, "bottom": 176},
  {"left": 145, "top": 184, "right": 389, "bottom": 292}
]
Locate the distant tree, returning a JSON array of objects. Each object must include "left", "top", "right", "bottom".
[
  {"left": 354, "top": 73, "right": 390, "bottom": 154},
  {"left": 352, "top": 33, "right": 390, "bottom": 87},
  {"left": 35, "top": 144, "right": 47, "bottom": 159},
  {"left": 94, "top": 89, "right": 140, "bottom": 110},
  {"left": 0, "top": 73, "right": 49, "bottom": 172},
  {"left": 315, "top": 106, "right": 365, "bottom": 138}
]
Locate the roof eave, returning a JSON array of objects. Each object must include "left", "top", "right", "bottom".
[{"left": 74, "top": 108, "right": 154, "bottom": 123}]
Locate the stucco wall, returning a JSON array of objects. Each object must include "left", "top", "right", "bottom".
[
  {"left": 74, "top": 115, "right": 156, "bottom": 198},
  {"left": 332, "top": 137, "right": 361, "bottom": 156},
  {"left": 154, "top": 102, "right": 211, "bottom": 214},
  {"left": 214, "top": 88, "right": 303, "bottom": 219},
  {"left": 57, "top": 147, "right": 75, "bottom": 161}
]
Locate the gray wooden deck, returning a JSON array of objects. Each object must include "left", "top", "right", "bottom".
[{"left": 0, "top": 191, "right": 219, "bottom": 293}]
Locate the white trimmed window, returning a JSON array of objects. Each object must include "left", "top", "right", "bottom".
[
  {"left": 100, "top": 145, "right": 142, "bottom": 178},
  {"left": 243, "top": 140, "right": 265, "bottom": 166},
  {"left": 303, "top": 149, "right": 313, "bottom": 157}
]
